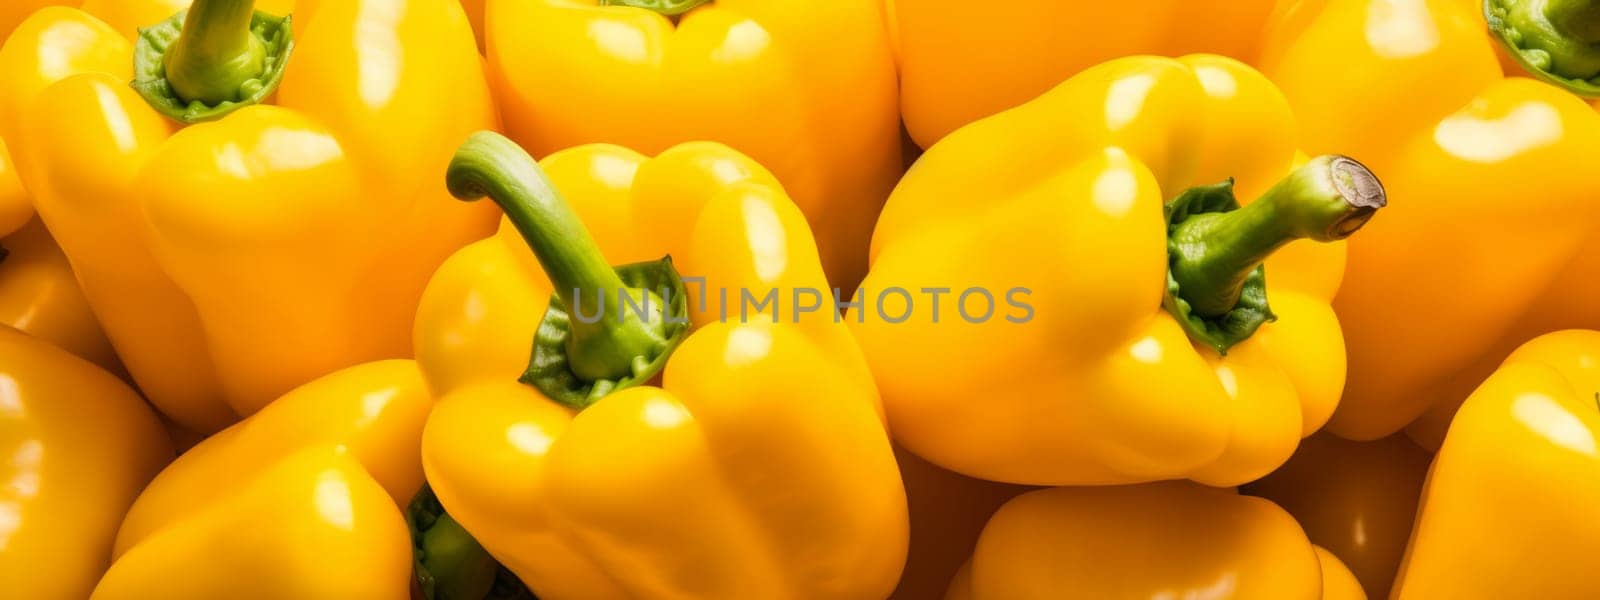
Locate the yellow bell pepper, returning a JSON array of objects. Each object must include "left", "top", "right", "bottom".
[
  {"left": 1392, "top": 329, "right": 1600, "bottom": 599},
  {"left": 94, "top": 359, "right": 432, "bottom": 599},
  {"left": 0, "top": 0, "right": 186, "bottom": 229},
  {"left": 457, "top": 0, "right": 485, "bottom": 52},
  {"left": 1242, "top": 432, "right": 1430, "bottom": 597},
  {"left": 1258, "top": 0, "right": 1600, "bottom": 441},
  {"left": 415, "top": 132, "right": 907, "bottom": 599},
  {"left": 1407, "top": 82, "right": 1600, "bottom": 449},
  {"left": 481, "top": 0, "right": 902, "bottom": 288},
  {"left": 0, "top": 139, "right": 31, "bottom": 237},
  {"left": 0, "top": 218, "right": 119, "bottom": 371},
  {"left": 889, "top": 0, "right": 1279, "bottom": 148},
  {"left": 0, "top": 0, "right": 495, "bottom": 433},
  {"left": 0, "top": 1, "right": 69, "bottom": 39},
  {"left": 852, "top": 54, "right": 1385, "bottom": 486},
  {"left": 948, "top": 482, "right": 1327, "bottom": 599},
  {"left": 0, "top": 325, "right": 173, "bottom": 599},
  {"left": 1315, "top": 546, "right": 1368, "bottom": 600},
  {"left": 12, "top": 0, "right": 193, "bottom": 42},
  {"left": 1, "top": 137, "right": 120, "bottom": 374}
]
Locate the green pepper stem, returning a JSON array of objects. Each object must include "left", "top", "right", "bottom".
[
  {"left": 447, "top": 132, "right": 625, "bottom": 320},
  {"left": 1169, "top": 155, "right": 1385, "bottom": 317},
  {"left": 598, "top": 0, "right": 713, "bottom": 17},
  {"left": 416, "top": 511, "right": 498, "bottom": 600},
  {"left": 1547, "top": 0, "right": 1600, "bottom": 43},
  {"left": 1487, "top": 0, "right": 1600, "bottom": 94},
  {"left": 163, "top": 0, "right": 267, "bottom": 105},
  {"left": 447, "top": 131, "right": 671, "bottom": 383}
]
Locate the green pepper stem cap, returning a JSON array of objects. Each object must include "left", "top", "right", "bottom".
[
  {"left": 598, "top": 0, "right": 713, "bottom": 17},
  {"left": 447, "top": 131, "right": 690, "bottom": 410},
  {"left": 1486, "top": 0, "right": 1600, "bottom": 97},
  {"left": 132, "top": 0, "right": 294, "bottom": 123},
  {"left": 1165, "top": 155, "right": 1385, "bottom": 354},
  {"left": 407, "top": 486, "right": 535, "bottom": 600}
]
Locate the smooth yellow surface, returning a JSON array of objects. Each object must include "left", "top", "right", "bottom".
[
  {"left": 1260, "top": 0, "right": 1600, "bottom": 442},
  {"left": 0, "top": 325, "right": 173, "bottom": 599},
  {"left": 1316, "top": 546, "right": 1368, "bottom": 600},
  {"left": 1, "top": 1, "right": 188, "bottom": 42},
  {"left": 457, "top": 0, "right": 484, "bottom": 51},
  {"left": 94, "top": 360, "right": 431, "bottom": 600},
  {"left": 1393, "top": 330, "right": 1600, "bottom": 599},
  {"left": 853, "top": 55, "right": 1348, "bottom": 486},
  {"left": 416, "top": 142, "right": 907, "bottom": 599},
  {"left": 1242, "top": 433, "right": 1429, "bottom": 598},
  {"left": 2, "top": 121, "right": 119, "bottom": 373},
  {"left": 0, "top": 218, "right": 118, "bottom": 371},
  {"left": 951, "top": 483, "right": 1323, "bottom": 599},
  {"left": 0, "top": 1, "right": 70, "bottom": 40},
  {"left": 892, "top": 0, "right": 1278, "bottom": 148},
  {"left": 0, "top": 0, "right": 496, "bottom": 433},
  {"left": 0, "top": 139, "right": 32, "bottom": 236},
  {"left": 77, "top": 0, "right": 190, "bottom": 36},
  {"left": 484, "top": 0, "right": 901, "bottom": 288}
]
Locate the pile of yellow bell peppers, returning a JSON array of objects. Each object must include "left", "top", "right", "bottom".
[{"left": 2, "top": 0, "right": 1598, "bottom": 598}]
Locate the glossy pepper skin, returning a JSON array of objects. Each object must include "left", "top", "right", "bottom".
[
  {"left": 0, "top": 140, "right": 31, "bottom": 237},
  {"left": 0, "top": 33, "right": 121, "bottom": 370},
  {"left": 1316, "top": 546, "right": 1368, "bottom": 600},
  {"left": 0, "top": 0, "right": 495, "bottom": 433},
  {"left": 947, "top": 482, "right": 1327, "bottom": 599},
  {"left": 1, "top": 0, "right": 189, "bottom": 42},
  {"left": 890, "top": 0, "right": 1278, "bottom": 148},
  {"left": 1391, "top": 330, "right": 1600, "bottom": 599},
  {"left": 482, "top": 0, "right": 901, "bottom": 288},
  {"left": 1242, "top": 432, "right": 1429, "bottom": 598},
  {"left": 0, "top": 1, "right": 69, "bottom": 38},
  {"left": 1258, "top": 0, "right": 1600, "bottom": 441},
  {"left": 457, "top": 0, "right": 484, "bottom": 52},
  {"left": 94, "top": 359, "right": 432, "bottom": 600},
  {"left": 0, "top": 218, "right": 119, "bottom": 370},
  {"left": 0, "top": 325, "right": 173, "bottom": 599},
  {"left": 416, "top": 135, "right": 908, "bottom": 599},
  {"left": 0, "top": 0, "right": 184, "bottom": 234},
  {"left": 0, "top": 137, "right": 119, "bottom": 370},
  {"left": 853, "top": 55, "right": 1375, "bottom": 486}
]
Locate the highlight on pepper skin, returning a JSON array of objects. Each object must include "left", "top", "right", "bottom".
[{"left": 2, "top": 0, "right": 1598, "bottom": 598}]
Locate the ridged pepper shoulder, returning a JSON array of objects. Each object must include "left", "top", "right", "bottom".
[
  {"left": 891, "top": 0, "right": 1279, "bottom": 147},
  {"left": 0, "top": 0, "right": 495, "bottom": 434},
  {"left": 0, "top": 325, "right": 173, "bottom": 599},
  {"left": 415, "top": 133, "right": 906, "bottom": 599},
  {"left": 1259, "top": 0, "right": 1600, "bottom": 444},
  {"left": 481, "top": 0, "right": 901, "bottom": 288},
  {"left": 950, "top": 482, "right": 1325, "bottom": 599},
  {"left": 853, "top": 55, "right": 1380, "bottom": 486},
  {"left": 94, "top": 360, "right": 432, "bottom": 600},
  {"left": 1393, "top": 329, "right": 1600, "bottom": 598}
]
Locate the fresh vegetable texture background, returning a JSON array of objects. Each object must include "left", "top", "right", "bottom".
[{"left": 1, "top": 1, "right": 1597, "bottom": 599}]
